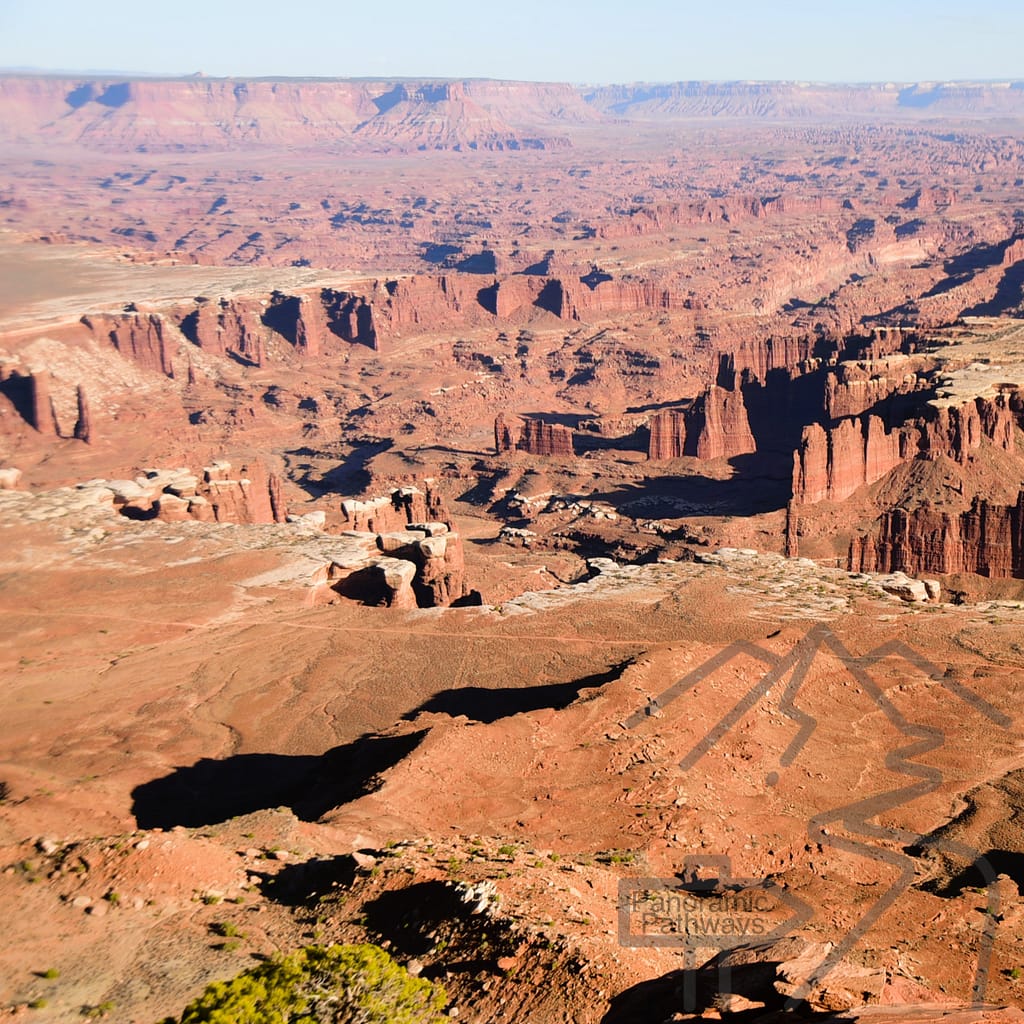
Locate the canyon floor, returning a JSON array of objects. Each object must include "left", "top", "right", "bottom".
[{"left": 2, "top": 76, "right": 1024, "bottom": 1023}]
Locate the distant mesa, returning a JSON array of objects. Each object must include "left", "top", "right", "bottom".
[{"left": 2, "top": 75, "right": 1024, "bottom": 155}]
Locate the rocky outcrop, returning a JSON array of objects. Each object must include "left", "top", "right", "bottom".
[
  {"left": 793, "top": 389, "right": 1023, "bottom": 506},
  {"left": 823, "top": 362, "right": 924, "bottom": 421},
  {"left": 785, "top": 500, "right": 799, "bottom": 558},
  {"left": 719, "top": 336, "right": 820, "bottom": 382},
  {"left": 73, "top": 385, "right": 92, "bottom": 443},
  {"left": 849, "top": 491, "right": 1024, "bottom": 579},
  {"left": 921, "top": 394, "right": 1018, "bottom": 462},
  {"left": 0, "top": 366, "right": 59, "bottom": 435},
  {"left": 647, "top": 384, "right": 754, "bottom": 461},
  {"left": 647, "top": 409, "right": 688, "bottom": 460},
  {"left": 494, "top": 414, "right": 517, "bottom": 454},
  {"left": 519, "top": 418, "right": 574, "bottom": 457},
  {"left": 28, "top": 368, "right": 57, "bottom": 435},
  {"left": 378, "top": 523, "right": 467, "bottom": 607},
  {"left": 183, "top": 297, "right": 268, "bottom": 365},
  {"left": 82, "top": 311, "right": 178, "bottom": 378},
  {"left": 322, "top": 289, "right": 378, "bottom": 350},
  {"left": 340, "top": 485, "right": 453, "bottom": 534},
  {"left": 692, "top": 936, "right": 884, "bottom": 1015},
  {"left": 118, "top": 461, "right": 287, "bottom": 525},
  {"left": 202, "top": 460, "right": 286, "bottom": 524},
  {"left": 690, "top": 384, "right": 756, "bottom": 459},
  {"left": 494, "top": 414, "right": 574, "bottom": 457},
  {"left": 336, "top": 487, "right": 469, "bottom": 607},
  {"left": 792, "top": 415, "right": 906, "bottom": 504}
]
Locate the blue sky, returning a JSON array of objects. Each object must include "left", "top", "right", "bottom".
[{"left": 0, "top": 0, "right": 1020, "bottom": 83}]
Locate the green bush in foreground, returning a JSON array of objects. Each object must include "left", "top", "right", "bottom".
[{"left": 164, "top": 943, "right": 447, "bottom": 1024}]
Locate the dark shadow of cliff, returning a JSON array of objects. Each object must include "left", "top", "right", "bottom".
[
  {"left": 586, "top": 458, "right": 792, "bottom": 519},
  {"left": 962, "top": 260, "right": 1024, "bottom": 316},
  {"left": 600, "top": 970, "right": 696, "bottom": 1024},
  {"left": 131, "top": 731, "right": 426, "bottom": 829},
  {"left": 402, "top": 661, "right": 631, "bottom": 724},
  {"left": 286, "top": 440, "right": 394, "bottom": 498},
  {"left": 601, "top": 963, "right": 835, "bottom": 1024}
]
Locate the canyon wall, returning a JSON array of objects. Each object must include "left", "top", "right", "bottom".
[
  {"left": 792, "top": 415, "right": 907, "bottom": 505},
  {"left": 0, "top": 76, "right": 573, "bottom": 152},
  {"left": 647, "top": 384, "right": 755, "bottom": 461},
  {"left": 792, "top": 392, "right": 1023, "bottom": 505},
  {"left": 849, "top": 492, "right": 1024, "bottom": 579},
  {"left": 494, "top": 414, "right": 575, "bottom": 457}
]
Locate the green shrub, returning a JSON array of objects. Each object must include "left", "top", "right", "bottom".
[{"left": 168, "top": 943, "right": 447, "bottom": 1023}]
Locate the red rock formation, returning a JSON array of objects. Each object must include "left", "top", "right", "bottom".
[
  {"left": 203, "top": 461, "right": 286, "bottom": 524},
  {"left": 199, "top": 298, "right": 268, "bottom": 365},
  {"left": 1002, "top": 237, "right": 1024, "bottom": 266},
  {"left": 73, "top": 385, "right": 92, "bottom": 443},
  {"left": 337, "top": 487, "right": 468, "bottom": 606},
  {"left": 119, "top": 462, "right": 285, "bottom": 525},
  {"left": 294, "top": 294, "right": 324, "bottom": 357},
  {"left": 0, "top": 367, "right": 54, "bottom": 436},
  {"left": 322, "top": 289, "right": 379, "bottom": 350},
  {"left": 83, "top": 312, "right": 176, "bottom": 377},
  {"left": 793, "top": 388, "right": 1023, "bottom": 507},
  {"left": 647, "top": 384, "right": 754, "bottom": 461},
  {"left": 922, "top": 395, "right": 1017, "bottom": 463},
  {"left": 850, "top": 491, "right": 1024, "bottom": 579},
  {"left": 823, "top": 361, "right": 925, "bottom": 420},
  {"left": 28, "top": 368, "right": 56, "bottom": 435},
  {"left": 340, "top": 485, "right": 454, "bottom": 534},
  {"left": 691, "top": 385, "right": 756, "bottom": 460},
  {"left": 785, "top": 501, "right": 799, "bottom": 558},
  {"left": 792, "top": 415, "right": 905, "bottom": 504},
  {"left": 647, "top": 409, "right": 688, "bottom": 460},
  {"left": 720, "top": 336, "right": 819, "bottom": 381},
  {"left": 518, "top": 418, "right": 574, "bottom": 457},
  {"left": 494, "top": 413, "right": 516, "bottom": 454},
  {"left": 493, "top": 414, "right": 574, "bottom": 457},
  {"left": 377, "top": 525, "right": 468, "bottom": 607}
]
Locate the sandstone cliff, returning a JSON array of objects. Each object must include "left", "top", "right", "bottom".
[
  {"left": 792, "top": 415, "right": 906, "bottom": 505},
  {"left": 792, "top": 392, "right": 1023, "bottom": 505},
  {"left": 0, "top": 75, "right": 573, "bottom": 153},
  {"left": 494, "top": 414, "right": 574, "bottom": 457},
  {"left": 647, "top": 384, "right": 755, "bottom": 461},
  {"left": 849, "top": 492, "right": 1024, "bottom": 579},
  {"left": 82, "top": 312, "right": 179, "bottom": 378}
]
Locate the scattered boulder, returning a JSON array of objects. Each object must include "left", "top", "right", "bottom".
[{"left": 877, "top": 572, "right": 928, "bottom": 603}]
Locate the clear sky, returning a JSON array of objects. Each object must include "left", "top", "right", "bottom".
[{"left": 0, "top": 0, "right": 1020, "bottom": 84}]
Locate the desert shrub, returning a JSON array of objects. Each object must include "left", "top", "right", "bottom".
[{"left": 166, "top": 943, "right": 447, "bottom": 1024}]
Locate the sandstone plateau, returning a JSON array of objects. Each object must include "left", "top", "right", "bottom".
[{"left": 1, "top": 74, "right": 1024, "bottom": 1023}]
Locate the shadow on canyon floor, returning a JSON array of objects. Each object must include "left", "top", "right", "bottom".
[
  {"left": 131, "top": 730, "right": 426, "bottom": 829},
  {"left": 401, "top": 661, "right": 632, "bottom": 724},
  {"left": 589, "top": 457, "right": 792, "bottom": 518}
]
